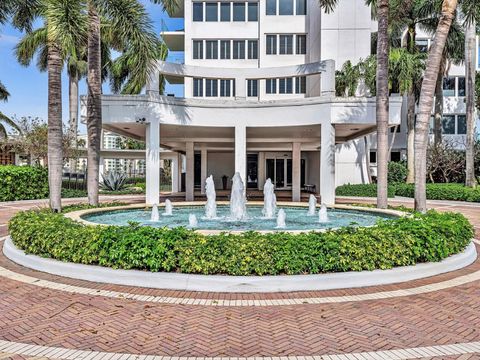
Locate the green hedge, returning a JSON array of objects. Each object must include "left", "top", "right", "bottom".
[
  {"left": 394, "top": 183, "right": 480, "bottom": 202},
  {"left": 337, "top": 183, "right": 480, "bottom": 202},
  {"left": 336, "top": 183, "right": 396, "bottom": 198},
  {"left": 0, "top": 166, "right": 49, "bottom": 201},
  {"left": 9, "top": 209, "right": 473, "bottom": 275}
]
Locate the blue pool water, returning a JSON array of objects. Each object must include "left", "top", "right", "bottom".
[{"left": 82, "top": 205, "right": 394, "bottom": 231}]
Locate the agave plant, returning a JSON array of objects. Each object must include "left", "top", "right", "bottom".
[{"left": 101, "top": 171, "right": 127, "bottom": 191}]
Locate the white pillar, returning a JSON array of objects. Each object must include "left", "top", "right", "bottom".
[
  {"left": 99, "top": 156, "right": 105, "bottom": 180},
  {"left": 146, "top": 120, "right": 160, "bottom": 205},
  {"left": 292, "top": 142, "right": 301, "bottom": 202},
  {"left": 235, "top": 125, "right": 247, "bottom": 186},
  {"left": 258, "top": 151, "right": 265, "bottom": 190},
  {"left": 178, "top": 153, "right": 183, "bottom": 192},
  {"left": 171, "top": 154, "right": 179, "bottom": 193},
  {"left": 320, "top": 123, "right": 336, "bottom": 205},
  {"left": 200, "top": 148, "right": 208, "bottom": 194},
  {"left": 185, "top": 141, "right": 194, "bottom": 201}
]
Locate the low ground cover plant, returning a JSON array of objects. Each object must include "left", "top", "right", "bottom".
[
  {"left": 9, "top": 209, "right": 473, "bottom": 275},
  {"left": 337, "top": 183, "right": 480, "bottom": 202}
]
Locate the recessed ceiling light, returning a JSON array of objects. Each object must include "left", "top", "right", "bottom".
[
  {"left": 124, "top": 127, "right": 130, "bottom": 130},
  {"left": 351, "top": 128, "right": 360, "bottom": 131}
]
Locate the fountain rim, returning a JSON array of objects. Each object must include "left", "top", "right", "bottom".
[{"left": 66, "top": 202, "right": 406, "bottom": 235}]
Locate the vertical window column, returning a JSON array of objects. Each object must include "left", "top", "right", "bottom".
[
  {"left": 247, "top": 79, "right": 258, "bottom": 97},
  {"left": 205, "top": 2, "right": 218, "bottom": 21},
  {"left": 193, "top": 78, "right": 203, "bottom": 97},
  {"left": 193, "top": 2, "right": 204, "bottom": 21},
  {"left": 266, "top": 35, "right": 277, "bottom": 55},
  {"left": 279, "top": 35, "right": 293, "bottom": 54},
  {"left": 233, "top": 40, "right": 245, "bottom": 59},
  {"left": 193, "top": 40, "right": 204, "bottom": 59},
  {"left": 248, "top": 40, "right": 258, "bottom": 59},
  {"left": 205, "top": 40, "right": 218, "bottom": 59},
  {"left": 296, "top": 34, "right": 306, "bottom": 54},
  {"left": 205, "top": 79, "right": 218, "bottom": 97},
  {"left": 220, "top": 40, "right": 231, "bottom": 59},
  {"left": 233, "top": 2, "right": 246, "bottom": 21}
]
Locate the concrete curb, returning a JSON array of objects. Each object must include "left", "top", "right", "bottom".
[{"left": 3, "top": 237, "right": 477, "bottom": 293}]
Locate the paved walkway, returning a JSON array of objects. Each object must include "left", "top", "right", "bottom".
[{"left": 0, "top": 196, "right": 479, "bottom": 359}]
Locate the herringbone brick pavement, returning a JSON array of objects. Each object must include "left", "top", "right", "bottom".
[{"left": 0, "top": 197, "right": 479, "bottom": 357}]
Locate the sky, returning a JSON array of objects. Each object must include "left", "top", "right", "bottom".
[{"left": 0, "top": 1, "right": 184, "bottom": 134}]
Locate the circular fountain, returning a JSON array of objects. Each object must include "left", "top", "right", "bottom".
[{"left": 80, "top": 174, "right": 396, "bottom": 232}]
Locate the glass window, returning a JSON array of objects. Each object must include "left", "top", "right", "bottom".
[
  {"left": 279, "top": 0, "right": 293, "bottom": 15},
  {"left": 279, "top": 78, "right": 293, "bottom": 93},
  {"left": 233, "top": 2, "right": 245, "bottom": 21},
  {"left": 247, "top": 79, "right": 258, "bottom": 97},
  {"left": 205, "top": 79, "right": 218, "bottom": 97},
  {"left": 266, "top": 0, "right": 276, "bottom": 14},
  {"left": 205, "top": 40, "right": 218, "bottom": 59},
  {"left": 220, "top": 2, "right": 231, "bottom": 21},
  {"left": 266, "top": 79, "right": 277, "bottom": 94},
  {"left": 233, "top": 40, "right": 245, "bottom": 59},
  {"left": 193, "top": 40, "right": 203, "bottom": 59},
  {"left": 205, "top": 3, "right": 218, "bottom": 21},
  {"left": 220, "top": 79, "right": 231, "bottom": 97},
  {"left": 415, "top": 39, "right": 428, "bottom": 52},
  {"left": 248, "top": 2, "right": 258, "bottom": 21},
  {"left": 193, "top": 3, "right": 203, "bottom": 21},
  {"left": 296, "top": 34, "right": 306, "bottom": 54},
  {"left": 296, "top": 0, "right": 306, "bottom": 14},
  {"left": 266, "top": 35, "right": 277, "bottom": 55},
  {"left": 220, "top": 40, "right": 231, "bottom": 59},
  {"left": 390, "top": 152, "right": 401, "bottom": 162},
  {"left": 247, "top": 40, "right": 258, "bottom": 59},
  {"left": 457, "top": 115, "right": 467, "bottom": 134},
  {"left": 443, "top": 77, "right": 455, "bottom": 97},
  {"left": 193, "top": 78, "right": 203, "bottom": 97},
  {"left": 458, "top": 77, "right": 465, "bottom": 96},
  {"left": 295, "top": 76, "right": 306, "bottom": 93},
  {"left": 442, "top": 115, "right": 456, "bottom": 134},
  {"left": 369, "top": 151, "right": 377, "bottom": 163},
  {"left": 279, "top": 35, "right": 293, "bottom": 54}
]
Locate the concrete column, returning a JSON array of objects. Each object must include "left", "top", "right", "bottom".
[
  {"left": 178, "top": 153, "right": 183, "bottom": 192},
  {"left": 145, "top": 120, "right": 160, "bottom": 205},
  {"left": 320, "top": 60, "right": 336, "bottom": 96},
  {"left": 185, "top": 141, "right": 194, "bottom": 201},
  {"left": 292, "top": 142, "right": 301, "bottom": 202},
  {"left": 98, "top": 156, "right": 105, "bottom": 180},
  {"left": 171, "top": 154, "right": 179, "bottom": 193},
  {"left": 200, "top": 148, "right": 208, "bottom": 194},
  {"left": 258, "top": 151, "right": 265, "bottom": 190},
  {"left": 320, "top": 123, "right": 336, "bottom": 205},
  {"left": 235, "top": 125, "right": 247, "bottom": 186}
]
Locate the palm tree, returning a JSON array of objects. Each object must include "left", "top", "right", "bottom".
[
  {"left": 10, "top": 0, "right": 87, "bottom": 212},
  {"left": 414, "top": 0, "right": 459, "bottom": 212},
  {"left": 461, "top": 0, "right": 479, "bottom": 188},
  {"left": 85, "top": 0, "right": 168, "bottom": 206},
  {"left": 0, "top": 82, "right": 22, "bottom": 139}
]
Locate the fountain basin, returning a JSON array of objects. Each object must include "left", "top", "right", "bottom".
[{"left": 68, "top": 202, "right": 402, "bottom": 235}]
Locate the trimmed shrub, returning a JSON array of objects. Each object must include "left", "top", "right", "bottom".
[
  {"left": 0, "top": 165, "right": 49, "bottom": 201},
  {"left": 388, "top": 161, "right": 408, "bottom": 183},
  {"left": 8, "top": 209, "right": 473, "bottom": 275},
  {"left": 395, "top": 183, "right": 480, "bottom": 202},
  {"left": 336, "top": 183, "right": 396, "bottom": 198}
]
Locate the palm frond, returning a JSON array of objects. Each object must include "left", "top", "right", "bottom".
[
  {"left": 318, "top": 0, "right": 338, "bottom": 13},
  {"left": 10, "top": 0, "right": 43, "bottom": 32},
  {"left": 0, "top": 111, "right": 21, "bottom": 135},
  {"left": 0, "top": 81, "right": 10, "bottom": 101},
  {"left": 150, "top": 0, "right": 178, "bottom": 16},
  {"left": 15, "top": 27, "right": 48, "bottom": 67}
]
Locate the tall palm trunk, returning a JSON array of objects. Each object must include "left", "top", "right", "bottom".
[
  {"left": 465, "top": 19, "right": 476, "bottom": 188},
  {"left": 47, "top": 43, "right": 63, "bottom": 212},
  {"left": 376, "top": 0, "right": 389, "bottom": 209},
  {"left": 406, "top": 24, "right": 416, "bottom": 184},
  {"left": 433, "top": 57, "right": 446, "bottom": 145},
  {"left": 87, "top": 1, "right": 102, "bottom": 206},
  {"left": 415, "top": 0, "right": 458, "bottom": 212},
  {"left": 406, "top": 90, "right": 416, "bottom": 183},
  {"left": 69, "top": 72, "right": 79, "bottom": 172}
]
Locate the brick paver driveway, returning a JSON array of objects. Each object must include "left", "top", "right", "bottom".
[{"left": 0, "top": 195, "right": 479, "bottom": 360}]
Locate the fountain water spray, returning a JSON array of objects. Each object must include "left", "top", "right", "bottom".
[
  {"left": 151, "top": 204, "right": 160, "bottom": 222},
  {"left": 276, "top": 209, "right": 286, "bottom": 228},
  {"left": 163, "top": 199, "right": 173, "bottom": 216},
  {"left": 204, "top": 175, "right": 217, "bottom": 219},
  {"left": 262, "top": 178, "right": 277, "bottom": 218},
  {"left": 189, "top": 214, "right": 198, "bottom": 227},
  {"left": 318, "top": 204, "right": 329, "bottom": 223},
  {"left": 229, "top": 172, "right": 247, "bottom": 220},
  {"left": 307, "top": 194, "right": 317, "bottom": 216}
]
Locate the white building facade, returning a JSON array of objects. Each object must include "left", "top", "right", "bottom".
[{"left": 84, "top": 0, "right": 403, "bottom": 205}]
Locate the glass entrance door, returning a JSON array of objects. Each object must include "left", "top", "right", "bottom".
[{"left": 265, "top": 157, "right": 289, "bottom": 189}]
